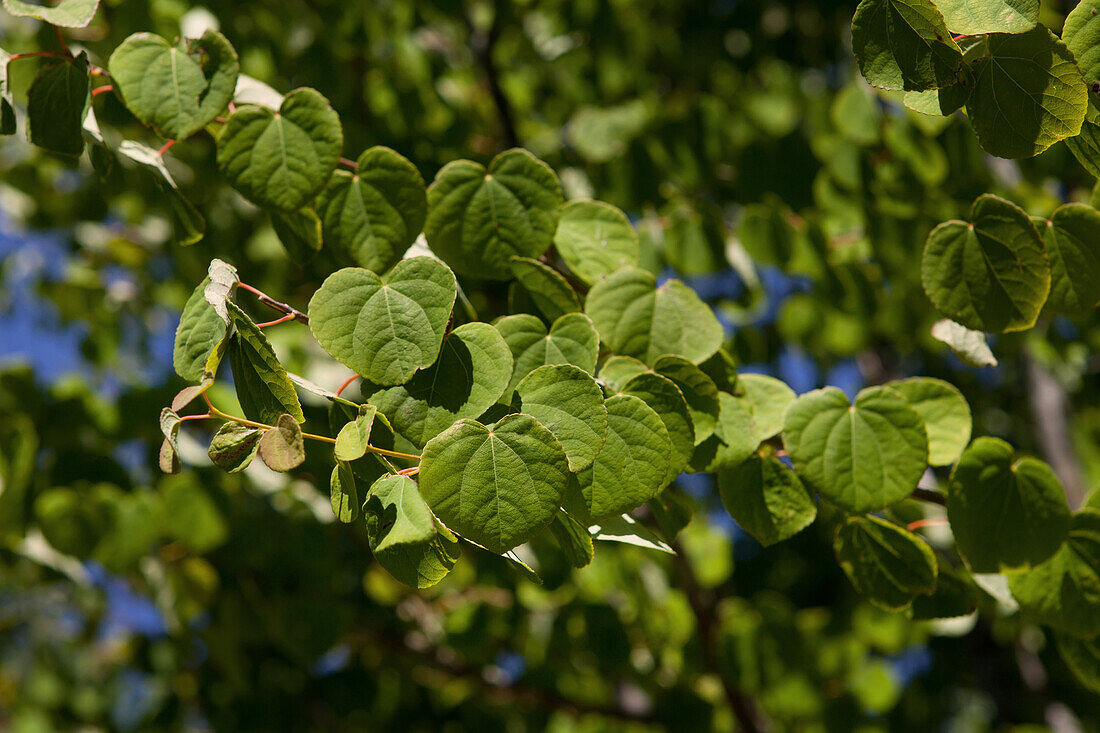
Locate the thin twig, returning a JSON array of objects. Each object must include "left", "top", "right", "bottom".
[
  {"left": 908, "top": 518, "right": 948, "bottom": 532},
  {"left": 237, "top": 281, "right": 310, "bottom": 325},
  {"left": 338, "top": 157, "right": 358, "bottom": 171},
  {"left": 466, "top": 9, "right": 519, "bottom": 148},
  {"left": 255, "top": 313, "right": 296, "bottom": 328},
  {"left": 912, "top": 487, "right": 947, "bottom": 506},
  {"left": 158, "top": 139, "right": 176, "bottom": 157},
  {"left": 54, "top": 26, "right": 71, "bottom": 56},
  {"left": 9, "top": 50, "right": 69, "bottom": 61},
  {"left": 91, "top": 85, "right": 114, "bottom": 97},
  {"left": 335, "top": 374, "right": 359, "bottom": 396}
]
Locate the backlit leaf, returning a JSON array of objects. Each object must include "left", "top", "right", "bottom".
[
  {"left": 890, "top": 377, "right": 972, "bottom": 466},
  {"left": 3, "top": 0, "right": 98, "bottom": 27},
  {"left": 851, "top": 0, "right": 961, "bottom": 91},
  {"left": 935, "top": 0, "right": 1036, "bottom": 34},
  {"left": 334, "top": 405, "right": 378, "bottom": 462}
]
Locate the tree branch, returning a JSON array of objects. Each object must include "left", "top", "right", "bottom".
[
  {"left": 467, "top": 6, "right": 520, "bottom": 149},
  {"left": 1024, "top": 354, "right": 1085, "bottom": 509}
]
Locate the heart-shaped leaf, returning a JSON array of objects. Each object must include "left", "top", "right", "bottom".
[
  {"left": 515, "top": 364, "right": 607, "bottom": 472},
  {"left": 948, "top": 437, "right": 1070, "bottom": 573},
  {"left": 108, "top": 30, "right": 239, "bottom": 140},
  {"left": 309, "top": 257, "right": 457, "bottom": 386},
  {"left": 585, "top": 266, "right": 723, "bottom": 365},
  {"left": 207, "top": 422, "right": 263, "bottom": 473},
  {"left": 782, "top": 386, "right": 928, "bottom": 512},
  {"left": 216, "top": 87, "right": 343, "bottom": 211},
  {"left": 1035, "top": 204, "right": 1100, "bottom": 315},
  {"left": 362, "top": 322, "right": 512, "bottom": 447},
  {"left": 363, "top": 474, "right": 436, "bottom": 553},
  {"left": 424, "top": 148, "right": 563, "bottom": 279},
  {"left": 835, "top": 516, "right": 938, "bottom": 611},
  {"left": 935, "top": 0, "right": 1036, "bottom": 34},
  {"left": 922, "top": 194, "right": 1049, "bottom": 333},
  {"left": 597, "top": 355, "right": 649, "bottom": 393},
  {"left": 736, "top": 374, "right": 795, "bottom": 441},
  {"left": 420, "top": 414, "right": 570, "bottom": 553},
  {"left": 718, "top": 455, "right": 816, "bottom": 547},
  {"left": 964, "top": 28, "right": 1086, "bottom": 159},
  {"left": 1009, "top": 510, "right": 1100, "bottom": 637},
  {"left": 315, "top": 146, "right": 427, "bottom": 272},
  {"left": 495, "top": 312, "right": 599, "bottom": 396},
  {"left": 553, "top": 200, "right": 639, "bottom": 284},
  {"left": 27, "top": 54, "right": 89, "bottom": 157},
  {"left": 891, "top": 377, "right": 972, "bottom": 466},
  {"left": 689, "top": 392, "right": 759, "bottom": 473},
  {"left": 226, "top": 301, "right": 304, "bottom": 425},
  {"left": 568, "top": 394, "right": 671, "bottom": 521},
  {"left": 3, "top": 0, "right": 98, "bottom": 27},
  {"left": 366, "top": 512, "right": 460, "bottom": 589}
]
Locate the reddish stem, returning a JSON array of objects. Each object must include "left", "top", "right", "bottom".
[
  {"left": 338, "top": 157, "right": 358, "bottom": 171},
  {"left": 9, "top": 50, "right": 68, "bottom": 61},
  {"left": 54, "top": 26, "right": 71, "bottom": 56},
  {"left": 158, "top": 139, "right": 176, "bottom": 157},
  {"left": 398, "top": 466, "right": 420, "bottom": 477},
  {"left": 179, "top": 413, "right": 214, "bottom": 423},
  {"left": 255, "top": 313, "right": 295, "bottom": 328},
  {"left": 907, "top": 518, "right": 949, "bottom": 532},
  {"left": 91, "top": 85, "right": 114, "bottom": 98},
  {"left": 335, "top": 374, "right": 360, "bottom": 396},
  {"left": 227, "top": 101, "right": 236, "bottom": 114}
]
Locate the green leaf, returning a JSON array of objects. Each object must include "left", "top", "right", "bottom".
[
  {"left": 494, "top": 312, "right": 599, "bottom": 396},
  {"left": 718, "top": 455, "right": 817, "bottom": 547},
  {"left": 689, "top": 392, "right": 759, "bottom": 473},
  {"left": 424, "top": 148, "right": 563, "bottom": 279},
  {"left": 965, "top": 27, "right": 1087, "bottom": 159},
  {"left": 117, "top": 141, "right": 205, "bottom": 245},
  {"left": 27, "top": 53, "right": 89, "bottom": 157},
  {"left": 921, "top": 194, "right": 1049, "bottom": 333},
  {"left": 948, "top": 437, "right": 1070, "bottom": 573},
  {"left": 782, "top": 386, "right": 928, "bottom": 513},
  {"left": 649, "top": 485, "right": 694, "bottom": 540},
  {"left": 362, "top": 322, "right": 512, "bottom": 447},
  {"left": 173, "top": 262, "right": 238, "bottom": 382},
  {"left": 736, "top": 374, "right": 796, "bottom": 441},
  {"left": 226, "top": 300, "right": 305, "bottom": 425},
  {"left": 909, "top": 557, "right": 978, "bottom": 620},
  {"left": 0, "top": 50, "right": 16, "bottom": 135},
  {"left": 890, "top": 377, "right": 972, "bottom": 466},
  {"left": 159, "top": 408, "right": 181, "bottom": 474},
  {"left": 271, "top": 208, "right": 322, "bottom": 263},
  {"left": 329, "top": 461, "right": 358, "bottom": 523},
  {"left": 366, "top": 513, "right": 460, "bottom": 589},
  {"left": 834, "top": 516, "right": 938, "bottom": 611},
  {"left": 930, "top": 318, "right": 998, "bottom": 367},
  {"left": 1065, "top": 120, "right": 1100, "bottom": 179},
  {"left": 3, "top": 0, "right": 98, "bottom": 27},
  {"left": 566, "top": 101, "right": 650, "bottom": 162},
  {"left": 568, "top": 394, "right": 671, "bottom": 521},
  {"left": 549, "top": 511, "right": 595, "bottom": 568},
  {"left": 903, "top": 83, "right": 970, "bottom": 116},
  {"left": 308, "top": 257, "right": 457, "bottom": 386},
  {"left": 1056, "top": 633, "right": 1100, "bottom": 694},
  {"left": 740, "top": 202, "right": 796, "bottom": 266},
  {"left": 315, "top": 146, "right": 427, "bottom": 272},
  {"left": 1063, "top": 0, "right": 1100, "bottom": 104},
  {"left": 420, "top": 414, "right": 570, "bottom": 553},
  {"left": 515, "top": 364, "right": 607, "bottom": 472},
  {"left": 509, "top": 256, "right": 582, "bottom": 321},
  {"left": 598, "top": 355, "right": 649, "bottom": 392},
  {"left": 653, "top": 355, "right": 721, "bottom": 444},
  {"left": 850, "top": 0, "right": 962, "bottom": 91},
  {"left": 108, "top": 30, "right": 238, "bottom": 140},
  {"left": 334, "top": 405, "right": 378, "bottom": 462},
  {"left": 216, "top": 87, "right": 343, "bottom": 211},
  {"left": 364, "top": 474, "right": 437, "bottom": 553},
  {"left": 553, "top": 200, "right": 639, "bottom": 284},
  {"left": 934, "top": 0, "right": 1036, "bottom": 34},
  {"left": 1035, "top": 204, "right": 1100, "bottom": 315},
  {"left": 1009, "top": 509, "right": 1100, "bottom": 637},
  {"left": 620, "top": 372, "right": 694, "bottom": 482},
  {"left": 585, "top": 266, "right": 724, "bottom": 365},
  {"left": 207, "top": 422, "right": 263, "bottom": 473},
  {"left": 257, "top": 414, "right": 305, "bottom": 472},
  {"left": 588, "top": 512, "right": 673, "bottom": 554}
]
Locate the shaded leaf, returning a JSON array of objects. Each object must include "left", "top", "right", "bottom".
[
  {"left": 621, "top": 372, "right": 694, "bottom": 481},
  {"left": 207, "top": 422, "right": 263, "bottom": 473},
  {"left": 27, "top": 53, "right": 89, "bottom": 157},
  {"left": 653, "top": 355, "right": 721, "bottom": 444},
  {"left": 549, "top": 511, "right": 595, "bottom": 568},
  {"left": 257, "top": 414, "right": 305, "bottom": 472},
  {"left": 509, "top": 256, "right": 581, "bottom": 322},
  {"left": 835, "top": 516, "right": 938, "bottom": 611},
  {"left": 329, "top": 461, "right": 358, "bottom": 522},
  {"left": 1036, "top": 204, "right": 1100, "bottom": 315},
  {"left": 364, "top": 474, "right": 436, "bottom": 552},
  {"left": 851, "top": 0, "right": 961, "bottom": 91},
  {"left": 271, "top": 208, "right": 322, "bottom": 262},
  {"left": 718, "top": 455, "right": 816, "bottom": 547},
  {"left": 226, "top": 300, "right": 304, "bottom": 424},
  {"left": 689, "top": 392, "right": 759, "bottom": 472}
]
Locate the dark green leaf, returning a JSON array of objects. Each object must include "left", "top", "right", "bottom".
[
  {"left": 549, "top": 511, "right": 595, "bottom": 568},
  {"left": 835, "top": 516, "right": 938, "bottom": 611},
  {"left": 851, "top": 0, "right": 961, "bottom": 91},
  {"left": 271, "top": 208, "right": 322, "bottom": 262},
  {"left": 718, "top": 455, "right": 816, "bottom": 547},
  {"left": 1036, "top": 204, "right": 1100, "bottom": 315},
  {"left": 27, "top": 53, "right": 89, "bottom": 157},
  {"left": 653, "top": 355, "right": 721, "bottom": 444},
  {"left": 689, "top": 392, "right": 759, "bottom": 473},
  {"left": 509, "top": 256, "right": 582, "bottom": 321},
  {"left": 226, "top": 300, "right": 305, "bottom": 424}
]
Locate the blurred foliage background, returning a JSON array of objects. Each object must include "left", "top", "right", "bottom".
[{"left": 2, "top": 0, "right": 1100, "bottom": 730}]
